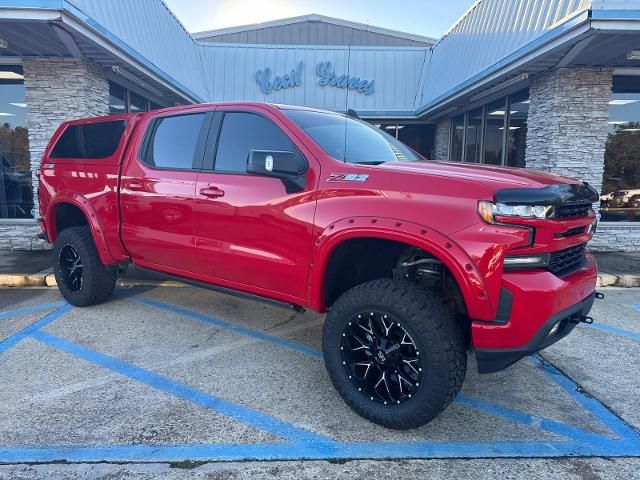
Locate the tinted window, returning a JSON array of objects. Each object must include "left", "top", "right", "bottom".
[
  {"left": 146, "top": 114, "right": 205, "bottom": 170},
  {"left": 215, "top": 112, "right": 294, "bottom": 173},
  {"left": 130, "top": 91, "right": 147, "bottom": 113},
  {"left": 506, "top": 91, "right": 529, "bottom": 168},
  {"left": 285, "top": 110, "right": 419, "bottom": 164},
  {"left": 51, "top": 121, "right": 126, "bottom": 159},
  {"left": 109, "top": 83, "right": 126, "bottom": 114},
  {"left": 450, "top": 115, "right": 464, "bottom": 162},
  {"left": 484, "top": 98, "right": 506, "bottom": 165},
  {"left": 0, "top": 65, "right": 32, "bottom": 219}
]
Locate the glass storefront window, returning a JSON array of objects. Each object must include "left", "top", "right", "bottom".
[
  {"left": 506, "top": 92, "right": 528, "bottom": 168},
  {"left": 449, "top": 91, "right": 529, "bottom": 167},
  {"left": 129, "top": 91, "right": 148, "bottom": 113},
  {"left": 0, "top": 65, "right": 32, "bottom": 219},
  {"left": 110, "top": 82, "right": 158, "bottom": 114},
  {"left": 484, "top": 98, "right": 506, "bottom": 165},
  {"left": 601, "top": 76, "right": 640, "bottom": 222},
  {"left": 109, "top": 83, "right": 127, "bottom": 114},
  {"left": 398, "top": 124, "right": 435, "bottom": 159},
  {"left": 450, "top": 115, "right": 464, "bottom": 162},
  {"left": 465, "top": 108, "right": 483, "bottom": 163}
]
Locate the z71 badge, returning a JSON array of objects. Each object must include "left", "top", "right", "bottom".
[{"left": 327, "top": 173, "right": 370, "bottom": 183}]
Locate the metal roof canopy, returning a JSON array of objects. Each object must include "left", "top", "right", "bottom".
[
  {"left": 0, "top": 19, "right": 182, "bottom": 106},
  {"left": 0, "top": 1, "right": 206, "bottom": 105},
  {"left": 0, "top": 1, "right": 639, "bottom": 119},
  {"left": 193, "top": 13, "right": 437, "bottom": 47},
  {"left": 418, "top": 6, "right": 640, "bottom": 121}
]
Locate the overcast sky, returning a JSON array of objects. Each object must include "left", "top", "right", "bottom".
[{"left": 163, "top": 0, "right": 477, "bottom": 39}]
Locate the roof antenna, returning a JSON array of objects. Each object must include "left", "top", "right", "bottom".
[{"left": 347, "top": 108, "right": 359, "bottom": 119}]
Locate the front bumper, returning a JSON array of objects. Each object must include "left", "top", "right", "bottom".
[
  {"left": 475, "top": 292, "right": 595, "bottom": 373},
  {"left": 472, "top": 251, "right": 597, "bottom": 374}
]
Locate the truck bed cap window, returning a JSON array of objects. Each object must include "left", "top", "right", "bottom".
[{"left": 51, "top": 120, "right": 126, "bottom": 159}]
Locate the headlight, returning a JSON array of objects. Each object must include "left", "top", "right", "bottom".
[
  {"left": 478, "top": 201, "right": 553, "bottom": 223},
  {"left": 503, "top": 254, "right": 550, "bottom": 269}
]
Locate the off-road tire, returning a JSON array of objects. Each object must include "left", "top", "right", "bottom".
[
  {"left": 323, "top": 279, "right": 467, "bottom": 429},
  {"left": 53, "top": 226, "right": 116, "bottom": 307}
]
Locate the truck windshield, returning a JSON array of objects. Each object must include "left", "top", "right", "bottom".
[{"left": 283, "top": 109, "right": 420, "bottom": 164}]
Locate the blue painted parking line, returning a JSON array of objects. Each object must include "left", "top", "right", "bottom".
[
  {"left": 531, "top": 355, "right": 640, "bottom": 442},
  {"left": 1, "top": 436, "right": 639, "bottom": 463},
  {"left": 1, "top": 292, "right": 639, "bottom": 463},
  {"left": 131, "top": 296, "right": 323, "bottom": 360},
  {"left": 0, "top": 301, "right": 66, "bottom": 320},
  {"left": 584, "top": 323, "right": 640, "bottom": 342},
  {"left": 30, "top": 330, "right": 335, "bottom": 447},
  {"left": 133, "top": 293, "right": 637, "bottom": 445},
  {"left": 0, "top": 303, "right": 72, "bottom": 354},
  {"left": 456, "top": 394, "right": 606, "bottom": 443}
]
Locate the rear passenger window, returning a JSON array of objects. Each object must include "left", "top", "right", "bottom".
[
  {"left": 144, "top": 113, "right": 206, "bottom": 170},
  {"left": 51, "top": 121, "right": 125, "bottom": 159},
  {"left": 214, "top": 112, "right": 294, "bottom": 173}
]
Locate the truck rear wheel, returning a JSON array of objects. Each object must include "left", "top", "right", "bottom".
[
  {"left": 53, "top": 226, "right": 116, "bottom": 307},
  {"left": 323, "top": 279, "right": 466, "bottom": 429}
]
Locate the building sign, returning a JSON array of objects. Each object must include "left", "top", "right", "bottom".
[
  {"left": 255, "top": 61, "right": 303, "bottom": 94},
  {"left": 316, "top": 61, "right": 375, "bottom": 95},
  {"left": 254, "top": 60, "right": 375, "bottom": 95}
]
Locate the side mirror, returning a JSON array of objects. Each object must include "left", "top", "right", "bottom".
[{"left": 247, "top": 150, "right": 306, "bottom": 178}]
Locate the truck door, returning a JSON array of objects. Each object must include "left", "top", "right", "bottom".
[
  {"left": 120, "top": 110, "right": 213, "bottom": 274},
  {"left": 193, "top": 107, "right": 319, "bottom": 305}
]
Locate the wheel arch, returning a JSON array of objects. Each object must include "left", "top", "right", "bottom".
[
  {"left": 308, "top": 217, "right": 493, "bottom": 321},
  {"left": 46, "top": 194, "right": 117, "bottom": 265}
]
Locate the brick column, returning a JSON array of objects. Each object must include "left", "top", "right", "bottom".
[
  {"left": 11, "top": 58, "right": 110, "bottom": 250},
  {"left": 434, "top": 120, "right": 450, "bottom": 161},
  {"left": 525, "top": 68, "right": 613, "bottom": 194}
]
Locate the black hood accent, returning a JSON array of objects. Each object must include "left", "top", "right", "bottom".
[{"left": 494, "top": 182, "right": 599, "bottom": 206}]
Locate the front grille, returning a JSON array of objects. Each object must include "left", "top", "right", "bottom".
[
  {"left": 548, "top": 244, "right": 587, "bottom": 276},
  {"left": 554, "top": 203, "right": 592, "bottom": 218},
  {"left": 555, "top": 226, "right": 587, "bottom": 238}
]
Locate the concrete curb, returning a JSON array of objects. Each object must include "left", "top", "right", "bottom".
[
  {"left": 0, "top": 272, "right": 638, "bottom": 288},
  {"left": 0, "top": 273, "right": 186, "bottom": 288}
]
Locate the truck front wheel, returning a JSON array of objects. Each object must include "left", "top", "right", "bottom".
[
  {"left": 323, "top": 279, "right": 467, "bottom": 429},
  {"left": 53, "top": 226, "right": 116, "bottom": 307}
]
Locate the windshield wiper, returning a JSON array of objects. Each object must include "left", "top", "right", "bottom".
[{"left": 352, "top": 161, "right": 386, "bottom": 165}]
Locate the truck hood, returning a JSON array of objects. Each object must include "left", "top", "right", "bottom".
[{"left": 377, "top": 160, "right": 579, "bottom": 189}]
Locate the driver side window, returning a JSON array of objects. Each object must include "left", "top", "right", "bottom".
[{"left": 214, "top": 112, "right": 295, "bottom": 173}]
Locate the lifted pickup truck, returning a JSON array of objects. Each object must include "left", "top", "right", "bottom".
[{"left": 38, "top": 102, "right": 599, "bottom": 429}]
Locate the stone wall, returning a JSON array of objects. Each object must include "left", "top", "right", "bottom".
[
  {"left": 434, "top": 120, "right": 450, "bottom": 161},
  {"left": 591, "top": 225, "right": 640, "bottom": 252},
  {"left": 526, "top": 67, "right": 612, "bottom": 195},
  {"left": 526, "top": 67, "right": 639, "bottom": 252},
  {"left": 24, "top": 58, "right": 110, "bottom": 213},
  {"left": 1, "top": 58, "right": 110, "bottom": 250},
  {"left": 0, "top": 224, "right": 49, "bottom": 251}
]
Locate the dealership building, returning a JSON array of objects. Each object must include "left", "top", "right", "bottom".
[{"left": 0, "top": 0, "right": 639, "bottom": 250}]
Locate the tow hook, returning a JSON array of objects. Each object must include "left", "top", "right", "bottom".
[
  {"left": 595, "top": 292, "right": 605, "bottom": 300},
  {"left": 580, "top": 316, "right": 594, "bottom": 324}
]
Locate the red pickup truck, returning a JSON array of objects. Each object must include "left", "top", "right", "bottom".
[{"left": 38, "top": 102, "right": 599, "bottom": 429}]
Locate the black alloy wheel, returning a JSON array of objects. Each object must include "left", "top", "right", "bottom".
[
  {"left": 59, "top": 244, "right": 83, "bottom": 293},
  {"left": 341, "top": 311, "right": 422, "bottom": 405},
  {"left": 52, "top": 226, "right": 117, "bottom": 307},
  {"left": 323, "top": 279, "right": 467, "bottom": 429}
]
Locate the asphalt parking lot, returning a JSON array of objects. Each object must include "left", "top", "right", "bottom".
[{"left": 0, "top": 285, "right": 639, "bottom": 479}]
